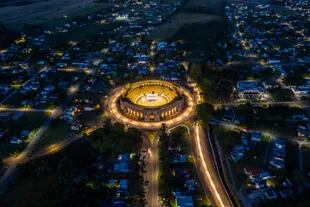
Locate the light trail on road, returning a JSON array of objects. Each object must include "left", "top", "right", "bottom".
[
  {"left": 106, "top": 84, "right": 234, "bottom": 207},
  {"left": 0, "top": 107, "right": 53, "bottom": 113},
  {"left": 194, "top": 124, "right": 226, "bottom": 207},
  {"left": 142, "top": 134, "right": 160, "bottom": 207}
]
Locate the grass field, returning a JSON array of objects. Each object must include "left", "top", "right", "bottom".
[
  {"left": 0, "top": 0, "right": 110, "bottom": 31},
  {"left": 150, "top": 13, "right": 222, "bottom": 40},
  {"left": 149, "top": 0, "right": 224, "bottom": 40}
]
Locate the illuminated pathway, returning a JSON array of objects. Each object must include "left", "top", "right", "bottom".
[
  {"left": 169, "top": 124, "right": 233, "bottom": 207},
  {"left": 143, "top": 134, "right": 160, "bottom": 207},
  {"left": 105, "top": 85, "right": 195, "bottom": 207},
  {"left": 0, "top": 107, "right": 53, "bottom": 113},
  {"left": 213, "top": 100, "right": 310, "bottom": 109},
  {"left": 192, "top": 124, "right": 233, "bottom": 207}
]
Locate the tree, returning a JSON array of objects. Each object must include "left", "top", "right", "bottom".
[
  {"left": 214, "top": 79, "right": 234, "bottom": 102},
  {"left": 189, "top": 63, "right": 202, "bottom": 81},
  {"left": 159, "top": 124, "right": 169, "bottom": 160},
  {"left": 292, "top": 169, "right": 308, "bottom": 185},
  {"left": 268, "top": 87, "right": 294, "bottom": 101},
  {"left": 274, "top": 169, "right": 287, "bottom": 183},
  {"left": 285, "top": 69, "right": 306, "bottom": 86},
  {"left": 261, "top": 67, "right": 275, "bottom": 80},
  {"left": 201, "top": 78, "right": 216, "bottom": 102},
  {"left": 238, "top": 103, "right": 255, "bottom": 128},
  {"left": 197, "top": 103, "right": 214, "bottom": 123}
]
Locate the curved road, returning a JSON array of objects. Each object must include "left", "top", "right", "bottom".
[
  {"left": 170, "top": 124, "right": 233, "bottom": 207},
  {"left": 192, "top": 124, "right": 233, "bottom": 207},
  {"left": 106, "top": 85, "right": 233, "bottom": 207}
]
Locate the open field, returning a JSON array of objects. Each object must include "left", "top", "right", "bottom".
[
  {"left": 0, "top": 0, "right": 110, "bottom": 31},
  {"left": 0, "top": 25, "right": 16, "bottom": 48},
  {"left": 149, "top": 0, "right": 224, "bottom": 40},
  {"left": 150, "top": 13, "right": 222, "bottom": 40}
]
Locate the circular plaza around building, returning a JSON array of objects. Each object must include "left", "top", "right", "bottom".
[{"left": 106, "top": 80, "right": 196, "bottom": 129}]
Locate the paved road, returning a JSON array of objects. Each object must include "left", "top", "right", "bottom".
[
  {"left": 0, "top": 107, "right": 62, "bottom": 193},
  {"left": 210, "top": 118, "right": 310, "bottom": 146},
  {"left": 191, "top": 124, "right": 233, "bottom": 207},
  {"left": 143, "top": 134, "right": 160, "bottom": 207},
  {"left": 105, "top": 85, "right": 235, "bottom": 207},
  {"left": 214, "top": 100, "right": 310, "bottom": 109},
  {"left": 169, "top": 124, "right": 233, "bottom": 207},
  {"left": 0, "top": 107, "right": 52, "bottom": 113}
]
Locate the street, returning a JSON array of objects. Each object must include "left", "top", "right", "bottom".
[
  {"left": 143, "top": 134, "right": 160, "bottom": 207},
  {"left": 191, "top": 124, "right": 233, "bottom": 207},
  {"left": 0, "top": 106, "right": 62, "bottom": 192}
]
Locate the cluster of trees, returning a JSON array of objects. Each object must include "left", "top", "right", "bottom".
[
  {"left": 158, "top": 124, "right": 175, "bottom": 206},
  {"left": 188, "top": 63, "right": 239, "bottom": 103},
  {"left": 88, "top": 120, "right": 146, "bottom": 206},
  {"left": 90, "top": 120, "right": 142, "bottom": 161},
  {"left": 158, "top": 125, "right": 196, "bottom": 206},
  {"left": 268, "top": 87, "right": 294, "bottom": 101},
  {"left": 284, "top": 66, "right": 307, "bottom": 86},
  {"left": 0, "top": 139, "right": 110, "bottom": 207},
  {"left": 0, "top": 120, "right": 146, "bottom": 207},
  {"left": 196, "top": 103, "right": 215, "bottom": 123}
]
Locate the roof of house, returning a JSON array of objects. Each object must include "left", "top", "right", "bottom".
[{"left": 174, "top": 192, "right": 194, "bottom": 207}]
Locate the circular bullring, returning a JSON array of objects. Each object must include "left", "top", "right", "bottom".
[
  {"left": 119, "top": 80, "right": 185, "bottom": 121},
  {"left": 106, "top": 80, "right": 196, "bottom": 129}
]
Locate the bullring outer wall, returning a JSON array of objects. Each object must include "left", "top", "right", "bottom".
[{"left": 119, "top": 80, "right": 186, "bottom": 121}]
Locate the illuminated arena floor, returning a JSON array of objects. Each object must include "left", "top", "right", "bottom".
[
  {"left": 127, "top": 84, "right": 178, "bottom": 107},
  {"left": 135, "top": 93, "right": 169, "bottom": 107}
]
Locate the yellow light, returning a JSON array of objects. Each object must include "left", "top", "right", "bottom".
[
  {"left": 68, "top": 85, "right": 79, "bottom": 94},
  {"left": 47, "top": 144, "right": 60, "bottom": 153},
  {"left": 195, "top": 125, "right": 226, "bottom": 207}
]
